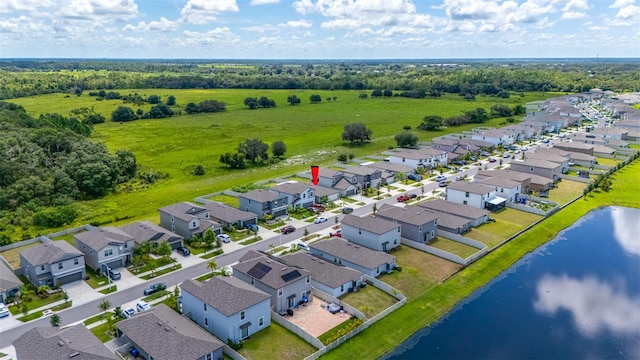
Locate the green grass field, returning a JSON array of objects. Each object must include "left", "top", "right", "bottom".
[
  {"left": 428, "top": 236, "right": 480, "bottom": 258},
  {"left": 8, "top": 90, "right": 559, "bottom": 234}
]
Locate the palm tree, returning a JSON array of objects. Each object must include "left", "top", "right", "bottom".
[
  {"left": 207, "top": 260, "right": 218, "bottom": 274},
  {"left": 98, "top": 299, "right": 110, "bottom": 320}
]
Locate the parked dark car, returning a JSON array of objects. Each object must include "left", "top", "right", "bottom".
[
  {"left": 177, "top": 246, "right": 190, "bottom": 256},
  {"left": 407, "top": 174, "right": 422, "bottom": 181},
  {"left": 281, "top": 225, "right": 296, "bottom": 234},
  {"left": 107, "top": 268, "right": 121, "bottom": 281},
  {"left": 143, "top": 283, "right": 166, "bottom": 296},
  {"left": 341, "top": 207, "right": 354, "bottom": 214},
  {"left": 245, "top": 223, "right": 259, "bottom": 233}
]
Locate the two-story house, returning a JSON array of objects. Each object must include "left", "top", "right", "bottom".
[
  {"left": 13, "top": 325, "right": 114, "bottom": 360},
  {"left": 474, "top": 169, "right": 532, "bottom": 194},
  {"left": 375, "top": 204, "right": 439, "bottom": 244},
  {"left": 181, "top": 276, "right": 271, "bottom": 343},
  {"left": 417, "top": 199, "right": 490, "bottom": 227},
  {"left": 120, "top": 221, "right": 184, "bottom": 250},
  {"left": 472, "top": 130, "right": 515, "bottom": 146},
  {"left": 232, "top": 251, "right": 312, "bottom": 313},
  {"left": 341, "top": 166, "right": 382, "bottom": 190},
  {"left": 269, "top": 182, "right": 315, "bottom": 209},
  {"left": 202, "top": 202, "right": 258, "bottom": 230},
  {"left": 74, "top": 227, "right": 135, "bottom": 273},
  {"left": 19, "top": 240, "right": 85, "bottom": 287},
  {"left": 238, "top": 189, "right": 289, "bottom": 218},
  {"left": 525, "top": 152, "right": 571, "bottom": 174},
  {"left": 431, "top": 138, "right": 460, "bottom": 153},
  {"left": 340, "top": 214, "right": 401, "bottom": 252},
  {"left": 475, "top": 177, "right": 522, "bottom": 203},
  {"left": 116, "top": 304, "right": 224, "bottom": 360},
  {"left": 280, "top": 252, "right": 364, "bottom": 297},
  {"left": 509, "top": 159, "right": 563, "bottom": 182},
  {"left": 446, "top": 182, "right": 506, "bottom": 211},
  {"left": 158, "top": 202, "right": 221, "bottom": 240},
  {"left": 308, "top": 238, "right": 396, "bottom": 277}
]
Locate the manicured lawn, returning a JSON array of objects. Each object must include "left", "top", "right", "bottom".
[
  {"left": 98, "top": 285, "right": 117, "bottom": 294},
  {"left": 9, "top": 291, "right": 66, "bottom": 315},
  {"left": 140, "top": 264, "right": 182, "bottom": 280},
  {"left": 1, "top": 242, "right": 40, "bottom": 268},
  {"left": 239, "top": 322, "right": 317, "bottom": 360},
  {"left": 596, "top": 157, "right": 619, "bottom": 166},
  {"left": 207, "top": 194, "right": 240, "bottom": 207},
  {"left": 240, "top": 237, "right": 262, "bottom": 246},
  {"left": 318, "top": 318, "right": 364, "bottom": 345},
  {"left": 320, "top": 160, "right": 640, "bottom": 360},
  {"left": 465, "top": 209, "right": 541, "bottom": 248},
  {"left": 195, "top": 273, "right": 214, "bottom": 282},
  {"left": 340, "top": 284, "right": 397, "bottom": 318},
  {"left": 83, "top": 312, "right": 107, "bottom": 326},
  {"left": 142, "top": 290, "right": 170, "bottom": 302},
  {"left": 201, "top": 249, "right": 225, "bottom": 259},
  {"left": 547, "top": 179, "right": 586, "bottom": 205},
  {"left": 84, "top": 266, "right": 110, "bottom": 289},
  {"left": 130, "top": 256, "right": 174, "bottom": 275},
  {"left": 428, "top": 237, "right": 480, "bottom": 259},
  {"left": 90, "top": 321, "right": 117, "bottom": 343},
  {"left": 50, "top": 233, "right": 77, "bottom": 247}
]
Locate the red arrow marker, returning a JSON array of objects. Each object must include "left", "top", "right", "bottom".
[{"left": 311, "top": 166, "right": 319, "bottom": 185}]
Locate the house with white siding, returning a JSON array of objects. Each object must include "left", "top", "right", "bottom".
[{"left": 340, "top": 214, "right": 401, "bottom": 252}]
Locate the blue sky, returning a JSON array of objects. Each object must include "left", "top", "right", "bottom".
[{"left": 1, "top": 0, "right": 639, "bottom": 59}]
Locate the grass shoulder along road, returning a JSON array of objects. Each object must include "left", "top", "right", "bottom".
[{"left": 320, "top": 160, "right": 640, "bottom": 360}]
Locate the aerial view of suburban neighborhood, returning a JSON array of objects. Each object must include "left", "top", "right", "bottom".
[{"left": 1, "top": 2, "right": 639, "bottom": 360}]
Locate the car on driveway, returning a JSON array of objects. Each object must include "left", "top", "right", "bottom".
[
  {"left": 245, "top": 223, "right": 259, "bottom": 233},
  {"left": 435, "top": 175, "right": 447, "bottom": 182},
  {"left": 297, "top": 243, "right": 310, "bottom": 251},
  {"left": 330, "top": 229, "right": 342, "bottom": 237},
  {"left": 177, "top": 246, "right": 190, "bottom": 256},
  {"left": 123, "top": 307, "right": 136, "bottom": 319},
  {"left": 503, "top": 153, "right": 511, "bottom": 158},
  {"left": 136, "top": 301, "right": 151, "bottom": 312},
  {"left": 107, "top": 268, "right": 121, "bottom": 281},
  {"left": 521, "top": 146, "right": 529, "bottom": 151},
  {"left": 217, "top": 233, "right": 231, "bottom": 243},
  {"left": 314, "top": 216, "right": 328, "bottom": 224},
  {"left": 407, "top": 174, "right": 422, "bottom": 181},
  {"left": 143, "top": 282, "right": 166, "bottom": 296},
  {"left": 542, "top": 139, "right": 550, "bottom": 143},
  {"left": 0, "top": 303, "right": 9, "bottom": 318},
  {"left": 397, "top": 194, "right": 411, "bottom": 202},
  {"left": 281, "top": 225, "right": 296, "bottom": 234},
  {"left": 341, "top": 207, "right": 354, "bottom": 214},
  {"left": 489, "top": 158, "right": 497, "bottom": 163}
]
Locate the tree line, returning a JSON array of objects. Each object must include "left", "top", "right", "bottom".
[
  {"left": 418, "top": 103, "right": 526, "bottom": 131},
  {"left": 219, "top": 139, "right": 287, "bottom": 169}
]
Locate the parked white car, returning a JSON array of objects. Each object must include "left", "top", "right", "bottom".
[
  {"left": 0, "top": 303, "right": 9, "bottom": 318},
  {"left": 314, "top": 217, "right": 328, "bottom": 224},
  {"left": 136, "top": 301, "right": 151, "bottom": 312},
  {"left": 435, "top": 175, "right": 447, "bottom": 182},
  {"left": 216, "top": 233, "right": 231, "bottom": 243}
]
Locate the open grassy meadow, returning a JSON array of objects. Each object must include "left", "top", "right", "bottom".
[{"left": 9, "top": 90, "right": 560, "bottom": 232}]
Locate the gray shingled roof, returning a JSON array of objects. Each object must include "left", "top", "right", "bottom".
[
  {"left": 510, "top": 159, "right": 561, "bottom": 170},
  {"left": 280, "top": 252, "right": 362, "bottom": 288},
  {"left": 341, "top": 214, "right": 400, "bottom": 235},
  {"left": 417, "top": 199, "right": 489, "bottom": 220},
  {"left": 309, "top": 238, "right": 395, "bottom": 270},
  {"left": 12, "top": 324, "right": 115, "bottom": 360},
  {"left": 447, "top": 181, "right": 496, "bottom": 195},
  {"left": 476, "top": 176, "right": 521, "bottom": 189},
  {"left": 20, "top": 241, "right": 83, "bottom": 267},
  {"left": 388, "top": 150, "right": 428, "bottom": 160},
  {"left": 203, "top": 202, "right": 257, "bottom": 224},
  {"left": 435, "top": 212, "right": 473, "bottom": 230},
  {"left": 181, "top": 277, "right": 270, "bottom": 317},
  {"left": 158, "top": 202, "right": 208, "bottom": 222},
  {"left": 333, "top": 178, "right": 356, "bottom": 190},
  {"left": 341, "top": 165, "right": 381, "bottom": 176},
  {"left": 528, "top": 174, "right": 554, "bottom": 186},
  {"left": 311, "top": 185, "right": 339, "bottom": 197},
  {"left": 376, "top": 204, "right": 439, "bottom": 226},
  {"left": 116, "top": 304, "right": 223, "bottom": 360},
  {"left": 553, "top": 142, "right": 594, "bottom": 151},
  {"left": 367, "top": 161, "right": 413, "bottom": 174},
  {"left": 0, "top": 261, "right": 22, "bottom": 294},
  {"left": 526, "top": 152, "right": 569, "bottom": 164},
  {"left": 475, "top": 169, "right": 532, "bottom": 183},
  {"left": 415, "top": 147, "right": 447, "bottom": 156},
  {"left": 318, "top": 168, "right": 340, "bottom": 178},
  {"left": 270, "top": 182, "right": 312, "bottom": 195},
  {"left": 238, "top": 189, "right": 282, "bottom": 202},
  {"left": 233, "top": 253, "right": 311, "bottom": 290},
  {"left": 74, "top": 226, "right": 134, "bottom": 251},
  {"left": 119, "top": 221, "right": 183, "bottom": 245}
]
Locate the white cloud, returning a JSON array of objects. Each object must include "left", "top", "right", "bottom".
[
  {"left": 123, "top": 17, "right": 178, "bottom": 32},
  {"left": 0, "top": 0, "right": 54, "bottom": 13},
  {"left": 609, "top": 0, "right": 635, "bottom": 8},
  {"left": 561, "top": 11, "right": 586, "bottom": 19},
  {"left": 61, "top": 0, "right": 139, "bottom": 22},
  {"left": 250, "top": 0, "right": 279, "bottom": 5},
  {"left": 561, "top": 0, "right": 590, "bottom": 19},
  {"left": 293, "top": 0, "right": 416, "bottom": 16},
  {"left": 278, "top": 19, "right": 312, "bottom": 27},
  {"left": 0, "top": 15, "right": 52, "bottom": 33},
  {"left": 615, "top": 4, "right": 640, "bottom": 19},
  {"left": 180, "top": 0, "right": 239, "bottom": 24}
]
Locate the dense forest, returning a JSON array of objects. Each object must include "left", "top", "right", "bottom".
[
  {"left": 0, "top": 102, "right": 138, "bottom": 244},
  {"left": 0, "top": 60, "right": 638, "bottom": 100}
]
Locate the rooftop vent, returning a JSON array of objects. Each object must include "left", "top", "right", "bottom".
[
  {"left": 69, "top": 352, "right": 80, "bottom": 358},
  {"left": 58, "top": 340, "right": 65, "bottom": 346}
]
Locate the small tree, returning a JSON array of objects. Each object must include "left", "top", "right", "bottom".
[
  {"left": 166, "top": 95, "right": 176, "bottom": 106},
  {"left": 156, "top": 241, "right": 172, "bottom": 260},
  {"left": 63, "top": 291, "right": 69, "bottom": 304},
  {"left": 372, "top": 203, "right": 377, "bottom": 214},
  {"left": 395, "top": 131, "right": 419, "bottom": 148},
  {"left": 37, "top": 285, "right": 50, "bottom": 299},
  {"left": 202, "top": 228, "right": 216, "bottom": 249},
  {"left": 207, "top": 260, "right": 218, "bottom": 274},
  {"left": 342, "top": 123, "right": 372, "bottom": 144},
  {"left": 193, "top": 165, "right": 205, "bottom": 176},
  {"left": 287, "top": 95, "right": 301, "bottom": 106},
  {"left": 50, "top": 313, "right": 61, "bottom": 327},
  {"left": 272, "top": 140, "right": 287, "bottom": 158},
  {"left": 238, "top": 138, "right": 269, "bottom": 163},
  {"left": 99, "top": 299, "right": 110, "bottom": 320},
  {"left": 21, "top": 303, "right": 28, "bottom": 318},
  {"left": 309, "top": 94, "right": 322, "bottom": 103},
  {"left": 338, "top": 153, "right": 348, "bottom": 162}
]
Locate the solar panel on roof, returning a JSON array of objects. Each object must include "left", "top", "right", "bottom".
[
  {"left": 281, "top": 270, "right": 302, "bottom": 282},
  {"left": 247, "top": 262, "right": 272, "bottom": 279}
]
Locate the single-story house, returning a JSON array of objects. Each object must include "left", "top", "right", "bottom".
[
  {"left": 116, "top": 303, "right": 224, "bottom": 360},
  {"left": 525, "top": 152, "right": 570, "bottom": 174},
  {"left": 280, "top": 252, "right": 364, "bottom": 298},
  {"left": 571, "top": 134, "right": 607, "bottom": 146},
  {"left": 309, "top": 238, "right": 396, "bottom": 277},
  {"left": 232, "top": 251, "right": 312, "bottom": 313},
  {"left": 269, "top": 182, "right": 315, "bottom": 209},
  {"left": 536, "top": 147, "right": 597, "bottom": 167},
  {"left": 593, "top": 145, "right": 616, "bottom": 156},
  {"left": 430, "top": 211, "right": 473, "bottom": 234},
  {"left": 552, "top": 142, "right": 595, "bottom": 155},
  {"left": 417, "top": 199, "right": 490, "bottom": 227},
  {"left": 158, "top": 202, "right": 221, "bottom": 240},
  {"left": 120, "top": 221, "right": 184, "bottom": 250},
  {"left": 74, "top": 226, "right": 134, "bottom": 273},
  {"left": 509, "top": 159, "right": 563, "bottom": 182},
  {"left": 13, "top": 324, "right": 114, "bottom": 360},
  {"left": 446, "top": 182, "right": 506, "bottom": 211},
  {"left": 203, "top": 202, "right": 258, "bottom": 230},
  {"left": 181, "top": 276, "right": 271, "bottom": 344},
  {"left": 20, "top": 240, "right": 85, "bottom": 287},
  {"left": 340, "top": 214, "right": 402, "bottom": 252},
  {"left": 311, "top": 185, "right": 340, "bottom": 203},
  {"left": 375, "top": 204, "right": 439, "bottom": 244},
  {"left": 238, "top": 189, "right": 289, "bottom": 218},
  {"left": 0, "top": 260, "right": 22, "bottom": 302}
]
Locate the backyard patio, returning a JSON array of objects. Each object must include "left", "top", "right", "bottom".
[{"left": 284, "top": 298, "right": 351, "bottom": 338}]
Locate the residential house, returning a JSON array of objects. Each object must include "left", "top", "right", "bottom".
[
  {"left": 552, "top": 142, "right": 595, "bottom": 155},
  {"left": 375, "top": 204, "right": 438, "bottom": 244},
  {"left": 591, "top": 127, "right": 628, "bottom": 140},
  {"left": 446, "top": 182, "right": 506, "bottom": 211},
  {"left": 471, "top": 130, "right": 515, "bottom": 146},
  {"left": 310, "top": 185, "right": 340, "bottom": 203},
  {"left": 159, "top": 202, "right": 221, "bottom": 240},
  {"left": 536, "top": 147, "right": 597, "bottom": 167},
  {"left": 431, "top": 138, "right": 459, "bottom": 152},
  {"left": 475, "top": 176, "right": 522, "bottom": 203},
  {"left": 367, "top": 162, "right": 415, "bottom": 183},
  {"left": 502, "top": 124, "right": 535, "bottom": 141},
  {"left": 458, "top": 138, "right": 496, "bottom": 153},
  {"left": 526, "top": 174, "right": 556, "bottom": 194},
  {"left": 116, "top": 304, "right": 224, "bottom": 360},
  {"left": 120, "top": 221, "right": 184, "bottom": 250},
  {"left": 428, "top": 211, "right": 473, "bottom": 234},
  {"left": 314, "top": 168, "right": 359, "bottom": 197},
  {"left": 417, "top": 199, "right": 490, "bottom": 227},
  {"left": 525, "top": 152, "right": 570, "bottom": 174},
  {"left": 181, "top": 277, "right": 271, "bottom": 343},
  {"left": 606, "top": 138, "right": 630, "bottom": 148},
  {"left": 238, "top": 190, "right": 289, "bottom": 218},
  {"left": 571, "top": 134, "right": 607, "bottom": 146},
  {"left": 308, "top": 238, "right": 396, "bottom": 277},
  {"left": 415, "top": 148, "right": 449, "bottom": 166},
  {"left": 74, "top": 227, "right": 135, "bottom": 273},
  {"left": 387, "top": 150, "right": 432, "bottom": 169},
  {"left": 13, "top": 325, "right": 114, "bottom": 360},
  {"left": 232, "top": 251, "right": 312, "bottom": 313},
  {"left": 269, "top": 182, "right": 315, "bottom": 209},
  {"left": 509, "top": 159, "right": 563, "bottom": 182},
  {"left": 340, "top": 214, "right": 402, "bottom": 252},
  {"left": 280, "top": 252, "right": 364, "bottom": 297},
  {"left": 341, "top": 165, "right": 382, "bottom": 190},
  {"left": 203, "top": 202, "right": 258, "bottom": 230},
  {"left": 474, "top": 169, "right": 532, "bottom": 194},
  {"left": 593, "top": 145, "right": 616, "bottom": 156},
  {"left": 0, "top": 261, "right": 21, "bottom": 303},
  {"left": 20, "top": 240, "right": 85, "bottom": 287}
]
